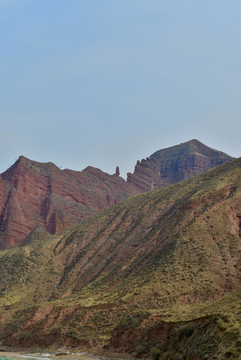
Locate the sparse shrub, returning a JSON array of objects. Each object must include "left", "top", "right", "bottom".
[
  {"left": 148, "top": 321, "right": 164, "bottom": 331},
  {"left": 151, "top": 347, "right": 161, "bottom": 360},
  {"left": 224, "top": 349, "right": 236, "bottom": 358},
  {"left": 49, "top": 327, "right": 60, "bottom": 335},
  {"left": 175, "top": 323, "right": 195, "bottom": 339},
  {"left": 135, "top": 344, "right": 145, "bottom": 356}
]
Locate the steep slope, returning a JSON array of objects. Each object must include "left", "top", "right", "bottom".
[
  {"left": 127, "top": 139, "right": 235, "bottom": 191},
  {"left": 0, "top": 140, "right": 234, "bottom": 248},
  {"left": 0, "top": 157, "right": 241, "bottom": 357},
  {"left": 0, "top": 156, "right": 138, "bottom": 247}
]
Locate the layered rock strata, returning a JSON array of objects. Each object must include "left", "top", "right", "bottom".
[
  {"left": 0, "top": 156, "right": 139, "bottom": 247},
  {"left": 0, "top": 140, "right": 235, "bottom": 247},
  {"left": 127, "top": 139, "right": 235, "bottom": 192}
]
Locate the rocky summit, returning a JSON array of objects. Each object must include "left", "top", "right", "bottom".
[
  {"left": 0, "top": 155, "right": 241, "bottom": 358},
  {"left": 0, "top": 140, "right": 234, "bottom": 248},
  {"left": 127, "top": 139, "right": 235, "bottom": 192}
]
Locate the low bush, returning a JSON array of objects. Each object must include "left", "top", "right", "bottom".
[
  {"left": 151, "top": 347, "right": 161, "bottom": 360},
  {"left": 175, "top": 323, "right": 195, "bottom": 339},
  {"left": 135, "top": 344, "right": 145, "bottom": 356}
]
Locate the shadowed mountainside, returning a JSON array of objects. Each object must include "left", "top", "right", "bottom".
[{"left": 0, "top": 156, "right": 241, "bottom": 358}]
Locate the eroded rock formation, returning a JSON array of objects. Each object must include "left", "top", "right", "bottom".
[
  {"left": 0, "top": 140, "right": 235, "bottom": 248},
  {"left": 0, "top": 157, "right": 139, "bottom": 247},
  {"left": 127, "top": 139, "right": 235, "bottom": 192}
]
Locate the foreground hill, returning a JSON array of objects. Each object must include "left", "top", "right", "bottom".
[
  {"left": 0, "top": 140, "right": 234, "bottom": 248},
  {"left": 0, "top": 156, "right": 241, "bottom": 358}
]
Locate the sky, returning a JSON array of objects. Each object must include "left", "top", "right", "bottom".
[{"left": 1, "top": 0, "right": 241, "bottom": 178}]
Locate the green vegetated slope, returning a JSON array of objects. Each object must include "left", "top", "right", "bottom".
[{"left": 1, "top": 157, "right": 241, "bottom": 358}]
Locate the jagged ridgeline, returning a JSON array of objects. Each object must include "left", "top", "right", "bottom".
[
  {"left": 0, "top": 139, "right": 234, "bottom": 248},
  {"left": 1, "top": 156, "right": 241, "bottom": 358}
]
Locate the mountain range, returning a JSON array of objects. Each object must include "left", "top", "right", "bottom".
[
  {"left": 0, "top": 139, "right": 234, "bottom": 248},
  {"left": 0, "top": 140, "right": 240, "bottom": 358}
]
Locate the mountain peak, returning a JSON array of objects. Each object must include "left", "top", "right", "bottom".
[
  {"left": 0, "top": 140, "right": 235, "bottom": 248},
  {"left": 150, "top": 139, "right": 234, "bottom": 160},
  {"left": 127, "top": 140, "right": 235, "bottom": 192}
]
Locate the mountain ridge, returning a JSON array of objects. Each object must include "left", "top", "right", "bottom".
[
  {"left": 0, "top": 155, "right": 139, "bottom": 247},
  {"left": 0, "top": 155, "right": 241, "bottom": 358},
  {"left": 0, "top": 140, "right": 235, "bottom": 248}
]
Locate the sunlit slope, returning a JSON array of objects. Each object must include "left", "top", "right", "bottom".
[{"left": 0, "top": 157, "right": 241, "bottom": 311}]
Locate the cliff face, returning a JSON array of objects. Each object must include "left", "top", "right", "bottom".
[
  {"left": 1, "top": 157, "right": 241, "bottom": 357},
  {"left": 0, "top": 140, "right": 235, "bottom": 248},
  {"left": 0, "top": 157, "right": 139, "bottom": 247},
  {"left": 127, "top": 139, "right": 235, "bottom": 192}
]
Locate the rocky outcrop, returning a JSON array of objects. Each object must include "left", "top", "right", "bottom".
[
  {"left": 0, "top": 157, "right": 139, "bottom": 247},
  {"left": 0, "top": 140, "right": 235, "bottom": 248},
  {"left": 127, "top": 139, "right": 235, "bottom": 192}
]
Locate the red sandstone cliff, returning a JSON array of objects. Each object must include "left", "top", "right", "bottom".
[
  {"left": 0, "top": 140, "right": 235, "bottom": 248},
  {"left": 0, "top": 157, "right": 139, "bottom": 247},
  {"left": 127, "top": 139, "right": 235, "bottom": 192}
]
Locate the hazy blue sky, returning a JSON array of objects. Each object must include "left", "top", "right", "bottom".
[{"left": 1, "top": 0, "right": 241, "bottom": 178}]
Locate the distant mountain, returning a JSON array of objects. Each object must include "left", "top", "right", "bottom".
[
  {"left": 0, "top": 154, "right": 241, "bottom": 358},
  {"left": 0, "top": 140, "right": 235, "bottom": 248},
  {"left": 127, "top": 139, "right": 235, "bottom": 191}
]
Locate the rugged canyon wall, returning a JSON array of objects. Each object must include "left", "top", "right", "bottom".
[{"left": 0, "top": 156, "right": 139, "bottom": 247}]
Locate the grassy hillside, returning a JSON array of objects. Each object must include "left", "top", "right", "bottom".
[{"left": 1, "top": 157, "right": 241, "bottom": 358}]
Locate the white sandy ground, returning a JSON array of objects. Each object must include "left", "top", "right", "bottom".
[{"left": 0, "top": 352, "right": 101, "bottom": 360}]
